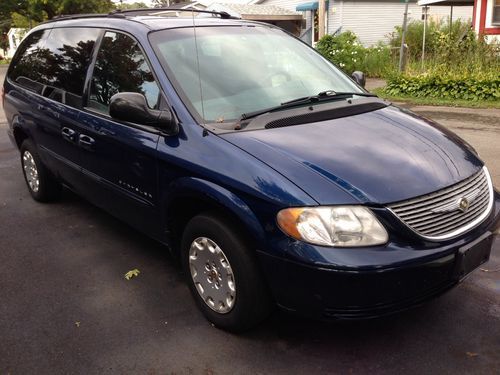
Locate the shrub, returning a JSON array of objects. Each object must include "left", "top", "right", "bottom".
[
  {"left": 388, "top": 19, "right": 475, "bottom": 60},
  {"left": 316, "top": 31, "right": 366, "bottom": 75},
  {"left": 385, "top": 19, "right": 500, "bottom": 102},
  {"left": 388, "top": 19, "right": 499, "bottom": 69},
  {"left": 316, "top": 21, "right": 500, "bottom": 102},
  {"left": 361, "top": 43, "right": 396, "bottom": 78},
  {"left": 384, "top": 72, "right": 500, "bottom": 101}
]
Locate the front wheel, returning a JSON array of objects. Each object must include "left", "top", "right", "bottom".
[{"left": 181, "top": 212, "right": 273, "bottom": 332}]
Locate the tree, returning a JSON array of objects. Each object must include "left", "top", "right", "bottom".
[
  {"left": 115, "top": 2, "right": 148, "bottom": 10},
  {"left": 2, "top": 0, "right": 115, "bottom": 24},
  {"left": 1, "top": 1, "right": 30, "bottom": 31},
  {"left": 35, "top": 0, "right": 115, "bottom": 20},
  {"left": 152, "top": 0, "right": 190, "bottom": 8},
  {"left": 1, "top": 0, "right": 116, "bottom": 52}
]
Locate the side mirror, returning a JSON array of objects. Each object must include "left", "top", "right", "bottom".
[
  {"left": 109, "top": 92, "right": 178, "bottom": 135},
  {"left": 351, "top": 71, "right": 366, "bottom": 88}
]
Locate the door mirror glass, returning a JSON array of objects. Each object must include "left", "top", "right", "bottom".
[
  {"left": 109, "top": 92, "right": 178, "bottom": 135},
  {"left": 351, "top": 71, "right": 366, "bottom": 88}
]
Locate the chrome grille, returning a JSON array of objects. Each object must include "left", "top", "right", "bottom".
[{"left": 389, "top": 167, "right": 493, "bottom": 240}]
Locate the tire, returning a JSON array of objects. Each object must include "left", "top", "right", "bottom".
[
  {"left": 181, "top": 212, "right": 273, "bottom": 332},
  {"left": 20, "top": 139, "right": 62, "bottom": 202}
]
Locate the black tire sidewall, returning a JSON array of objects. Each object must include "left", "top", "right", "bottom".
[
  {"left": 20, "top": 139, "right": 60, "bottom": 202},
  {"left": 181, "top": 212, "right": 271, "bottom": 331}
]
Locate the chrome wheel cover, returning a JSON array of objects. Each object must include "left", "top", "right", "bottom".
[
  {"left": 22, "top": 151, "right": 39, "bottom": 193},
  {"left": 189, "top": 237, "right": 236, "bottom": 314}
]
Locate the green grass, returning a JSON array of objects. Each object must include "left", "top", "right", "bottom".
[
  {"left": 373, "top": 88, "right": 500, "bottom": 109},
  {"left": 0, "top": 60, "right": 10, "bottom": 65}
]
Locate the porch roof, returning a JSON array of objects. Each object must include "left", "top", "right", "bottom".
[
  {"left": 296, "top": 1, "right": 329, "bottom": 12},
  {"left": 417, "top": 0, "right": 474, "bottom": 6}
]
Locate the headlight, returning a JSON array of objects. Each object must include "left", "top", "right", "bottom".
[{"left": 277, "top": 206, "right": 388, "bottom": 247}]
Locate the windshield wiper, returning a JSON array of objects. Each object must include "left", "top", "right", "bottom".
[
  {"left": 240, "top": 91, "right": 377, "bottom": 121},
  {"left": 282, "top": 91, "right": 377, "bottom": 106}
]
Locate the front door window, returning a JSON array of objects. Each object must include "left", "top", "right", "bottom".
[{"left": 89, "top": 31, "right": 160, "bottom": 114}]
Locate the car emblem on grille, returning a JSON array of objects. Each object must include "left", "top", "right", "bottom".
[
  {"left": 458, "top": 197, "right": 470, "bottom": 212},
  {"left": 430, "top": 189, "right": 481, "bottom": 214}
]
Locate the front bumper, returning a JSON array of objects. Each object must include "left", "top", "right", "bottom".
[{"left": 258, "top": 190, "right": 500, "bottom": 320}]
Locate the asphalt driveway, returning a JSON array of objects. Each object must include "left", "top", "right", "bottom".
[{"left": 1, "top": 65, "right": 499, "bottom": 374}]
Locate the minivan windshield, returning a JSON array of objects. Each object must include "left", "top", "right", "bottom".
[{"left": 149, "top": 26, "right": 363, "bottom": 124}]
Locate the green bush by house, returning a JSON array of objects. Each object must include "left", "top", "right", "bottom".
[
  {"left": 316, "top": 20, "right": 500, "bottom": 104},
  {"left": 385, "top": 73, "right": 500, "bottom": 101},
  {"left": 385, "top": 21, "right": 499, "bottom": 102},
  {"left": 315, "top": 31, "right": 394, "bottom": 77}
]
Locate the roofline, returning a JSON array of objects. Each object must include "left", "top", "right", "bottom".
[
  {"left": 40, "top": 7, "right": 240, "bottom": 26},
  {"left": 240, "top": 14, "right": 303, "bottom": 21}
]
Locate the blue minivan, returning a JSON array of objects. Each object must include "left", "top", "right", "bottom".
[{"left": 3, "top": 9, "right": 499, "bottom": 331}]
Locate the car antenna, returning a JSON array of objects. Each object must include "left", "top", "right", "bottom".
[{"left": 191, "top": 10, "right": 207, "bottom": 128}]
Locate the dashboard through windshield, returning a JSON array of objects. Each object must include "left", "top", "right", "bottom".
[{"left": 149, "top": 25, "right": 363, "bottom": 125}]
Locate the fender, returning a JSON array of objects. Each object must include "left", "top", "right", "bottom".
[
  {"left": 164, "top": 177, "right": 267, "bottom": 247},
  {"left": 5, "top": 87, "right": 32, "bottom": 149},
  {"left": 9, "top": 114, "right": 29, "bottom": 148}
]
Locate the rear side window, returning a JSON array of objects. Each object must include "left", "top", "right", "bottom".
[
  {"left": 8, "top": 30, "right": 51, "bottom": 94},
  {"left": 89, "top": 31, "right": 160, "bottom": 113},
  {"left": 8, "top": 27, "right": 100, "bottom": 109},
  {"left": 35, "top": 28, "right": 101, "bottom": 108}
]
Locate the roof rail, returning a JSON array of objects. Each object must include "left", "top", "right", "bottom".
[
  {"left": 39, "top": 7, "right": 239, "bottom": 25},
  {"left": 42, "top": 13, "right": 118, "bottom": 24},
  {"left": 109, "top": 7, "right": 238, "bottom": 19}
]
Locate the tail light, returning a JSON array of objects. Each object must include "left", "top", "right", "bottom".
[{"left": 1, "top": 86, "right": 4, "bottom": 106}]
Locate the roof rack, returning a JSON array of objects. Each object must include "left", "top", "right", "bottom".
[
  {"left": 45, "top": 13, "right": 115, "bottom": 24},
  {"left": 42, "top": 7, "right": 239, "bottom": 25},
  {"left": 109, "top": 7, "right": 238, "bottom": 19}
]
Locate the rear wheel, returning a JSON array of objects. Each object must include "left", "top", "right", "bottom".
[
  {"left": 181, "top": 212, "right": 273, "bottom": 331},
  {"left": 20, "top": 139, "right": 61, "bottom": 202}
]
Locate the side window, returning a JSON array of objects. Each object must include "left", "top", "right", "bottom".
[
  {"left": 36, "top": 28, "right": 100, "bottom": 108},
  {"left": 89, "top": 32, "right": 160, "bottom": 114},
  {"left": 494, "top": 0, "right": 500, "bottom": 25},
  {"left": 7, "top": 27, "right": 100, "bottom": 109},
  {"left": 8, "top": 30, "right": 51, "bottom": 94}
]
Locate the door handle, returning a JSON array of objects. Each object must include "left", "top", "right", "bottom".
[
  {"left": 78, "top": 134, "right": 95, "bottom": 151},
  {"left": 61, "top": 127, "right": 76, "bottom": 142}
]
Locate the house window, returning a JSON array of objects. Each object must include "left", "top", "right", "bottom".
[{"left": 494, "top": 0, "right": 500, "bottom": 25}]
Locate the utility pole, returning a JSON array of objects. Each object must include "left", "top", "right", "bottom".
[
  {"left": 399, "top": 0, "right": 409, "bottom": 72},
  {"left": 422, "top": 5, "right": 428, "bottom": 69},
  {"left": 318, "top": 0, "right": 326, "bottom": 40},
  {"left": 450, "top": 5, "right": 454, "bottom": 34}
]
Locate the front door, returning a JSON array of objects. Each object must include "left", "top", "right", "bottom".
[{"left": 77, "top": 31, "right": 163, "bottom": 236}]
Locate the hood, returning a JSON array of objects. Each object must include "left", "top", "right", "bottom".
[{"left": 221, "top": 105, "right": 483, "bottom": 205}]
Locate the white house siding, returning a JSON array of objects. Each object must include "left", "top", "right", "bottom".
[
  {"left": 258, "top": 0, "right": 472, "bottom": 45},
  {"left": 327, "top": 0, "right": 473, "bottom": 46}
]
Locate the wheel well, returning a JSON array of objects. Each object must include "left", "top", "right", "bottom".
[
  {"left": 167, "top": 196, "right": 254, "bottom": 257},
  {"left": 13, "top": 127, "right": 29, "bottom": 149}
]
